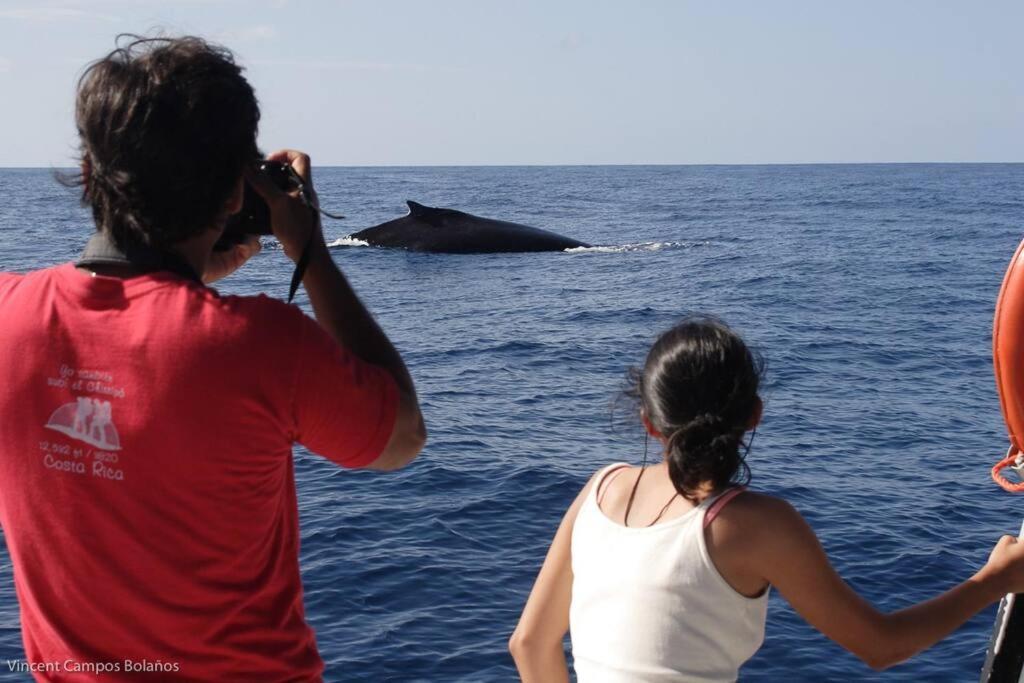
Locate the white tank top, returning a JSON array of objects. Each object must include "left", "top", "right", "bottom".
[{"left": 569, "top": 463, "right": 769, "bottom": 683}]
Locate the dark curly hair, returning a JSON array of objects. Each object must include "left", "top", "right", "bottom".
[
  {"left": 68, "top": 34, "right": 260, "bottom": 249},
  {"left": 629, "top": 317, "right": 764, "bottom": 500}
]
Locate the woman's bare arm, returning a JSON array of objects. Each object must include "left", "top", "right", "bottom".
[
  {"left": 509, "top": 473, "right": 599, "bottom": 682},
  {"left": 716, "top": 494, "right": 1024, "bottom": 670}
]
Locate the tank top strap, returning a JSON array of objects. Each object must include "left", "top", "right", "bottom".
[
  {"left": 592, "top": 462, "right": 631, "bottom": 507},
  {"left": 703, "top": 486, "right": 748, "bottom": 529}
]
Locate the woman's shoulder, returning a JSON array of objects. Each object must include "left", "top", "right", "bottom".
[
  {"left": 560, "top": 464, "right": 633, "bottom": 528},
  {"left": 717, "top": 490, "right": 802, "bottom": 523},
  {"left": 585, "top": 461, "right": 634, "bottom": 492},
  {"left": 711, "top": 490, "right": 812, "bottom": 548},
  {"left": 723, "top": 489, "right": 790, "bottom": 511},
  {"left": 595, "top": 461, "right": 633, "bottom": 475},
  {"left": 570, "top": 462, "right": 633, "bottom": 507},
  {"left": 582, "top": 461, "right": 632, "bottom": 485}
]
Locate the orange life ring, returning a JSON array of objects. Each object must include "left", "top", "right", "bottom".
[{"left": 992, "top": 239, "right": 1024, "bottom": 492}]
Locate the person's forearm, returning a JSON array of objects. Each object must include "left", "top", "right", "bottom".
[
  {"left": 511, "top": 642, "right": 570, "bottom": 683},
  {"left": 874, "top": 571, "right": 1002, "bottom": 669},
  {"left": 300, "top": 239, "right": 415, "bottom": 395}
]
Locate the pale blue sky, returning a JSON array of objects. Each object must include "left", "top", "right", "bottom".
[{"left": 0, "top": 0, "right": 1020, "bottom": 166}]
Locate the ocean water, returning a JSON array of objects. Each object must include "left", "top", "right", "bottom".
[{"left": 0, "top": 163, "right": 1022, "bottom": 682}]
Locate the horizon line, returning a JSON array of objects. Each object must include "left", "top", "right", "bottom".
[{"left": 2, "top": 160, "right": 1023, "bottom": 170}]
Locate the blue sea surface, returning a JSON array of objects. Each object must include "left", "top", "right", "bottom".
[{"left": 0, "top": 164, "right": 1022, "bottom": 681}]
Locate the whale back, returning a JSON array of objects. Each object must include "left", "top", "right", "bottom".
[{"left": 351, "top": 201, "right": 589, "bottom": 253}]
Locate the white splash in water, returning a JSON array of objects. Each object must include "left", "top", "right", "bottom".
[
  {"left": 565, "top": 241, "right": 706, "bottom": 254},
  {"left": 327, "top": 236, "right": 371, "bottom": 248}
]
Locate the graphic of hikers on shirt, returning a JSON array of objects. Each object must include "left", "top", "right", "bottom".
[{"left": 46, "top": 396, "right": 122, "bottom": 451}]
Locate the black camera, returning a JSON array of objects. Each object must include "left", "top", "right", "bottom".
[{"left": 215, "top": 160, "right": 304, "bottom": 251}]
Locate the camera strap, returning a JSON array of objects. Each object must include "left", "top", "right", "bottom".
[
  {"left": 78, "top": 230, "right": 311, "bottom": 304},
  {"left": 76, "top": 232, "right": 203, "bottom": 285},
  {"left": 287, "top": 234, "right": 313, "bottom": 304}
]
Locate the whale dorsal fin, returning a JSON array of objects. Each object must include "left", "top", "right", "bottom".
[{"left": 406, "top": 200, "right": 434, "bottom": 217}]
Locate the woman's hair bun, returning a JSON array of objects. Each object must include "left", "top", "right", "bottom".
[{"left": 666, "top": 412, "right": 746, "bottom": 497}]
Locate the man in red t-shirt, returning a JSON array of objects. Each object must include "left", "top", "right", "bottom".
[{"left": 0, "top": 36, "right": 426, "bottom": 682}]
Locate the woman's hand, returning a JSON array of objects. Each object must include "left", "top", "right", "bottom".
[
  {"left": 980, "top": 533, "right": 1024, "bottom": 595},
  {"left": 202, "top": 235, "right": 262, "bottom": 284}
]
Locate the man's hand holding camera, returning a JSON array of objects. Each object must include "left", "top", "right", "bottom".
[
  {"left": 202, "top": 234, "right": 261, "bottom": 284},
  {"left": 244, "top": 149, "right": 323, "bottom": 264}
]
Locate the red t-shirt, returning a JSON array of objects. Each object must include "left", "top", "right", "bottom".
[{"left": 0, "top": 263, "right": 399, "bottom": 682}]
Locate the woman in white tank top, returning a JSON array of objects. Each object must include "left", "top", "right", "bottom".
[{"left": 511, "top": 317, "right": 1024, "bottom": 682}]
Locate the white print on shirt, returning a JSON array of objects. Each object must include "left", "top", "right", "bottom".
[
  {"left": 46, "top": 397, "right": 121, "bottom": 450},
  {"left": 41, "top": 364, "right": 127, "bottom": 482},
  {"left": 46, "top": 364, "right": 126, "bottom": 399},
  {"left": 37, "top": 440, "right": 121, "bottom": 481}
]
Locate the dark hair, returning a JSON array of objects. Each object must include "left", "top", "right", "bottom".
[
  {"left": 629, "top": 317, "right": 764, "bottom": 500},
  {"left": 67, "top": 34, "right": 260, "bottom": 249}
]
